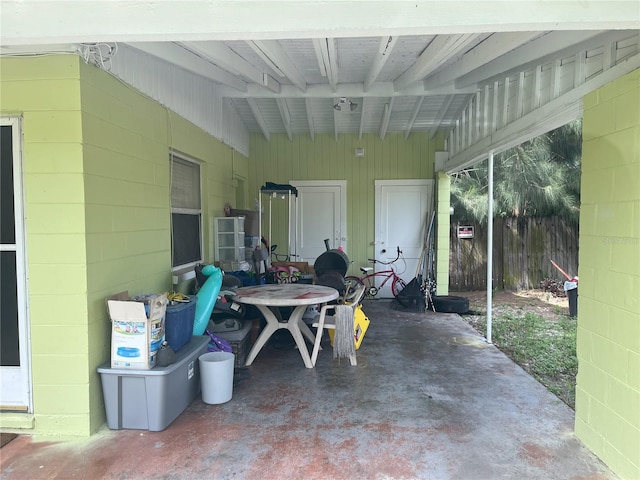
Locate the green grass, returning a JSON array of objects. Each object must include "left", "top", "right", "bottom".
[{"left": 465, "top": 310, "right": 578, "bottom": 408}]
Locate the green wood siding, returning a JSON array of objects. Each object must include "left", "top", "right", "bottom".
[{"left": 249, "top": 132, "right": 442, "bottom": 273}]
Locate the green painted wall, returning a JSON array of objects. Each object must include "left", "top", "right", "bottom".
[
  {"left": 0, "top": 55, "right": 88, "bottom": 434},
  {"left": 575, "top": 68, "right": 640, "bottom": 479},
  {"left": 0, "top": 55, "right": 247, "bottom": 437},
  {"left": 249, "top": 132, "right": 442, "bottom": 274}
]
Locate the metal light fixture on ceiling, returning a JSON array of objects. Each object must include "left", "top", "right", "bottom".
[{"left": 333, "top": 97, "right": 358, "bottom": 112}]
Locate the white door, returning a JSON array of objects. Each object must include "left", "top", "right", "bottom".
[
  {"left": 290, "top": 181, "right": 346, "bottom": 265},
  {"left": 374, "top": 179, "right": 434, "bottom": 297},
  {"left": 1, "top": 117, "right": 31, "bottom": 412}
]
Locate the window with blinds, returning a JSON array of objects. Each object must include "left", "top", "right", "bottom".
[{"left": 171, "top": 154, "right": 202, "bottom": 268}]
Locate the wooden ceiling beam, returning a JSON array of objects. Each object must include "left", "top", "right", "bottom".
[
  {"left": 129, "top": 42, "right": 248, "bottom": 92},
  {"left": 276, "top": 98, "right": 293, "bottom": 141},
  {"left": 364, "top": 36, "right": 397, "bottom": 92},
  {"left": 248, "top": 40, "right": 308, "bottom": 92},
  {"left": 454, "top": 30, "right": 626, "bottom": 88},
  {"left": 247, "top": 98, "right": 271, "bottom": 141},
  {"left": 3, "top": 2, "right": 638, "bottom": 45},
  {"left": 429, "top": 95, "right": 454, "bottom": 139},
  {"left": 394, "top": 34, "right": 479, "bottom": 91},
  {"left": 305, "top": 98, "right": 315, "bottom": 141},
  {"left": 358, "top": 97, "right": 367, "bottom": 140},
  {"left": 379, "top": 97, "right": 394, "bottom": 140},
  {"left": 181, "top": 40, "right": 280, "bottom": 93},
  {"left": 424, "top": 31, "right": 543, "bottom": 89},
  {"left": 218, "top": 81, "right": 477, "bottom": 98},
  {"left": 313, "top": 38, "right": 338, "bottom": 91},
  {"left": 404, "top": 96, "right": 425, "bottom": 140}
]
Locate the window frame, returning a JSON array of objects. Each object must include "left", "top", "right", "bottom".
[{"left": 170, "top": 151, "right": 203, "bottom": 271}]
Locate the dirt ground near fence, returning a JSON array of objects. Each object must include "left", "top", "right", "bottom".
[{"left": 452, "top": 289, "right": 570, "bottom": 320}]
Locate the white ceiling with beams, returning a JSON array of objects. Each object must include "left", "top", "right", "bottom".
[{"left": 1, "top": 1, "right": 639, "bottom": 171}]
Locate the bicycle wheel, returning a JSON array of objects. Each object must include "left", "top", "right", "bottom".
[
  {"left": 344, "top": 276, "right": 364, "bottom": 293},
  {"left": 366, "top": 286, "right": 378, "bottom": 298},
  {"left": 391, "top": 277, "right": 407, "bottom": 298},
  {"left": 345, "top": 275, "right": 377, "bottom": 298},
  {"left": 343, "top": 276, "right": 362, "bottom": 299}
]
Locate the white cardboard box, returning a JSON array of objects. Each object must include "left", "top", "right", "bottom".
[{"left": 107, "top": 292, "right": 168, "bottom": 369}]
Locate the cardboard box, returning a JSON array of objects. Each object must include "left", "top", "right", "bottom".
[{"left": 107, "top": 292, "right": 168, "bottom": 369}]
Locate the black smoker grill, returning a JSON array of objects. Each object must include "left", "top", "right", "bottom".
[{"left": 313, "top": 240, "right": 350, "bottom": 295}]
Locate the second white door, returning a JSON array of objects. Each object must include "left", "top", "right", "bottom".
[{"left": 374, "top": 179, "right": 434, "bottom": 297}]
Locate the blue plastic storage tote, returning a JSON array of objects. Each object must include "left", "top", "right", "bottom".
[{"left": 165, "top": 296, "right": 197, "bottom": 352}]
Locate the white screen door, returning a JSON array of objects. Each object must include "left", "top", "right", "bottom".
[
  {"left": 1, "top": 117, "right": 31, "bottom": 412},
  {"left": 291, "top": 180, "right": 346, "bottom": 265},
  {"left": 374, "top": 179, "right": 434, "bottom": 297}
]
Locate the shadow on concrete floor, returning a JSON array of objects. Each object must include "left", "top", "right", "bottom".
[{"left": 0, "top": 299, "right": 614, "bottom": 480}]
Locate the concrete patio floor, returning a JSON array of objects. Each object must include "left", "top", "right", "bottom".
[{"left": 1, "top": 300, "right": 614, "bottom": 480}]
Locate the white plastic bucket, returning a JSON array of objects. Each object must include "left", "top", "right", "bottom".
[{"left": 199, "top": 351, "right": 235, "bottom": 404}]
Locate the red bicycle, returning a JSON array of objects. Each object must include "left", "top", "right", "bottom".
[{"left": 345, "top": 247, "right": 407, "bottom": 299}]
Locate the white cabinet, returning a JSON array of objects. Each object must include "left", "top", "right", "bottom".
[{"left": 214, "top": 217, "right": 246, "bottom": 265}]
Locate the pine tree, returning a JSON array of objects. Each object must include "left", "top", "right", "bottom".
[{"left": 450, "top": 120, "right": 582, "bottom": 224}]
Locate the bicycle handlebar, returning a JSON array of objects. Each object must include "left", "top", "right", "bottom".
[{"left": 369, "top": 246, "right": 403, "bottom": 265}]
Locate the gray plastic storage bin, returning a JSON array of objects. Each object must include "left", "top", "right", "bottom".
[
  {"left": 216, "top": 321, "right": 252, "bottom": 369},
  {"left": 97, "top": 335, "right": 209, "bottom": 431}
]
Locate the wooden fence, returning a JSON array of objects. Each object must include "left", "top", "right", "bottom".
[{"left": 448, "top": 216, "right": 579, "bottom": 291}]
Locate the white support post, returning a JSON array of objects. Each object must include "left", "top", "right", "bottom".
[
  {"left": 269, "top": 194, "right": 273, "bottom": 254},
  {"left": 294, "top": 193, "right": 298, "bottom": 258},
  {"left": 486, "top": 150, "right": 494, "bottom": 344},
  {"left": 258, "top": 190, "right": 262, "bottom": 242},
  {"left": 287, "top": 190, "right": 297, "bottom": 259}
]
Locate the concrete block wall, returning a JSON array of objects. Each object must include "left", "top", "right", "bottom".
[
  {"left": 0, "top": 55, "right": 247, "bottom": 437},
  {"left": 0, "top": 56, "right": 90, "bottom": 434},
  {"left": 576, "top": 68, "right": 640, "bottom": 479}
]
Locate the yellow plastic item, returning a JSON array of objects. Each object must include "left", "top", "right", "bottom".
[{"left": 328, "top": 304, "right": 370, "bottom": 350}]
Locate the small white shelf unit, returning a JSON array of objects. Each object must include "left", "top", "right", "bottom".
[{"left": 214, "top": 217, "right": 246, "bottom": 268}]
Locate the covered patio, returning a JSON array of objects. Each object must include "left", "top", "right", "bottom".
[
  {"left": 0, "top": 301, "right": 613, "bottom": 479},
  {"left": 1, "top": 2, "right": 638, "bottom": 478}
]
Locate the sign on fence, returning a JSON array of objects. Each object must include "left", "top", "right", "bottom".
[
  {"left": 449, "top": 216, "right": 579, "bottom": 290},
  {"left": 457, "top": 225, "right": 474, "bottom": 239}
]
